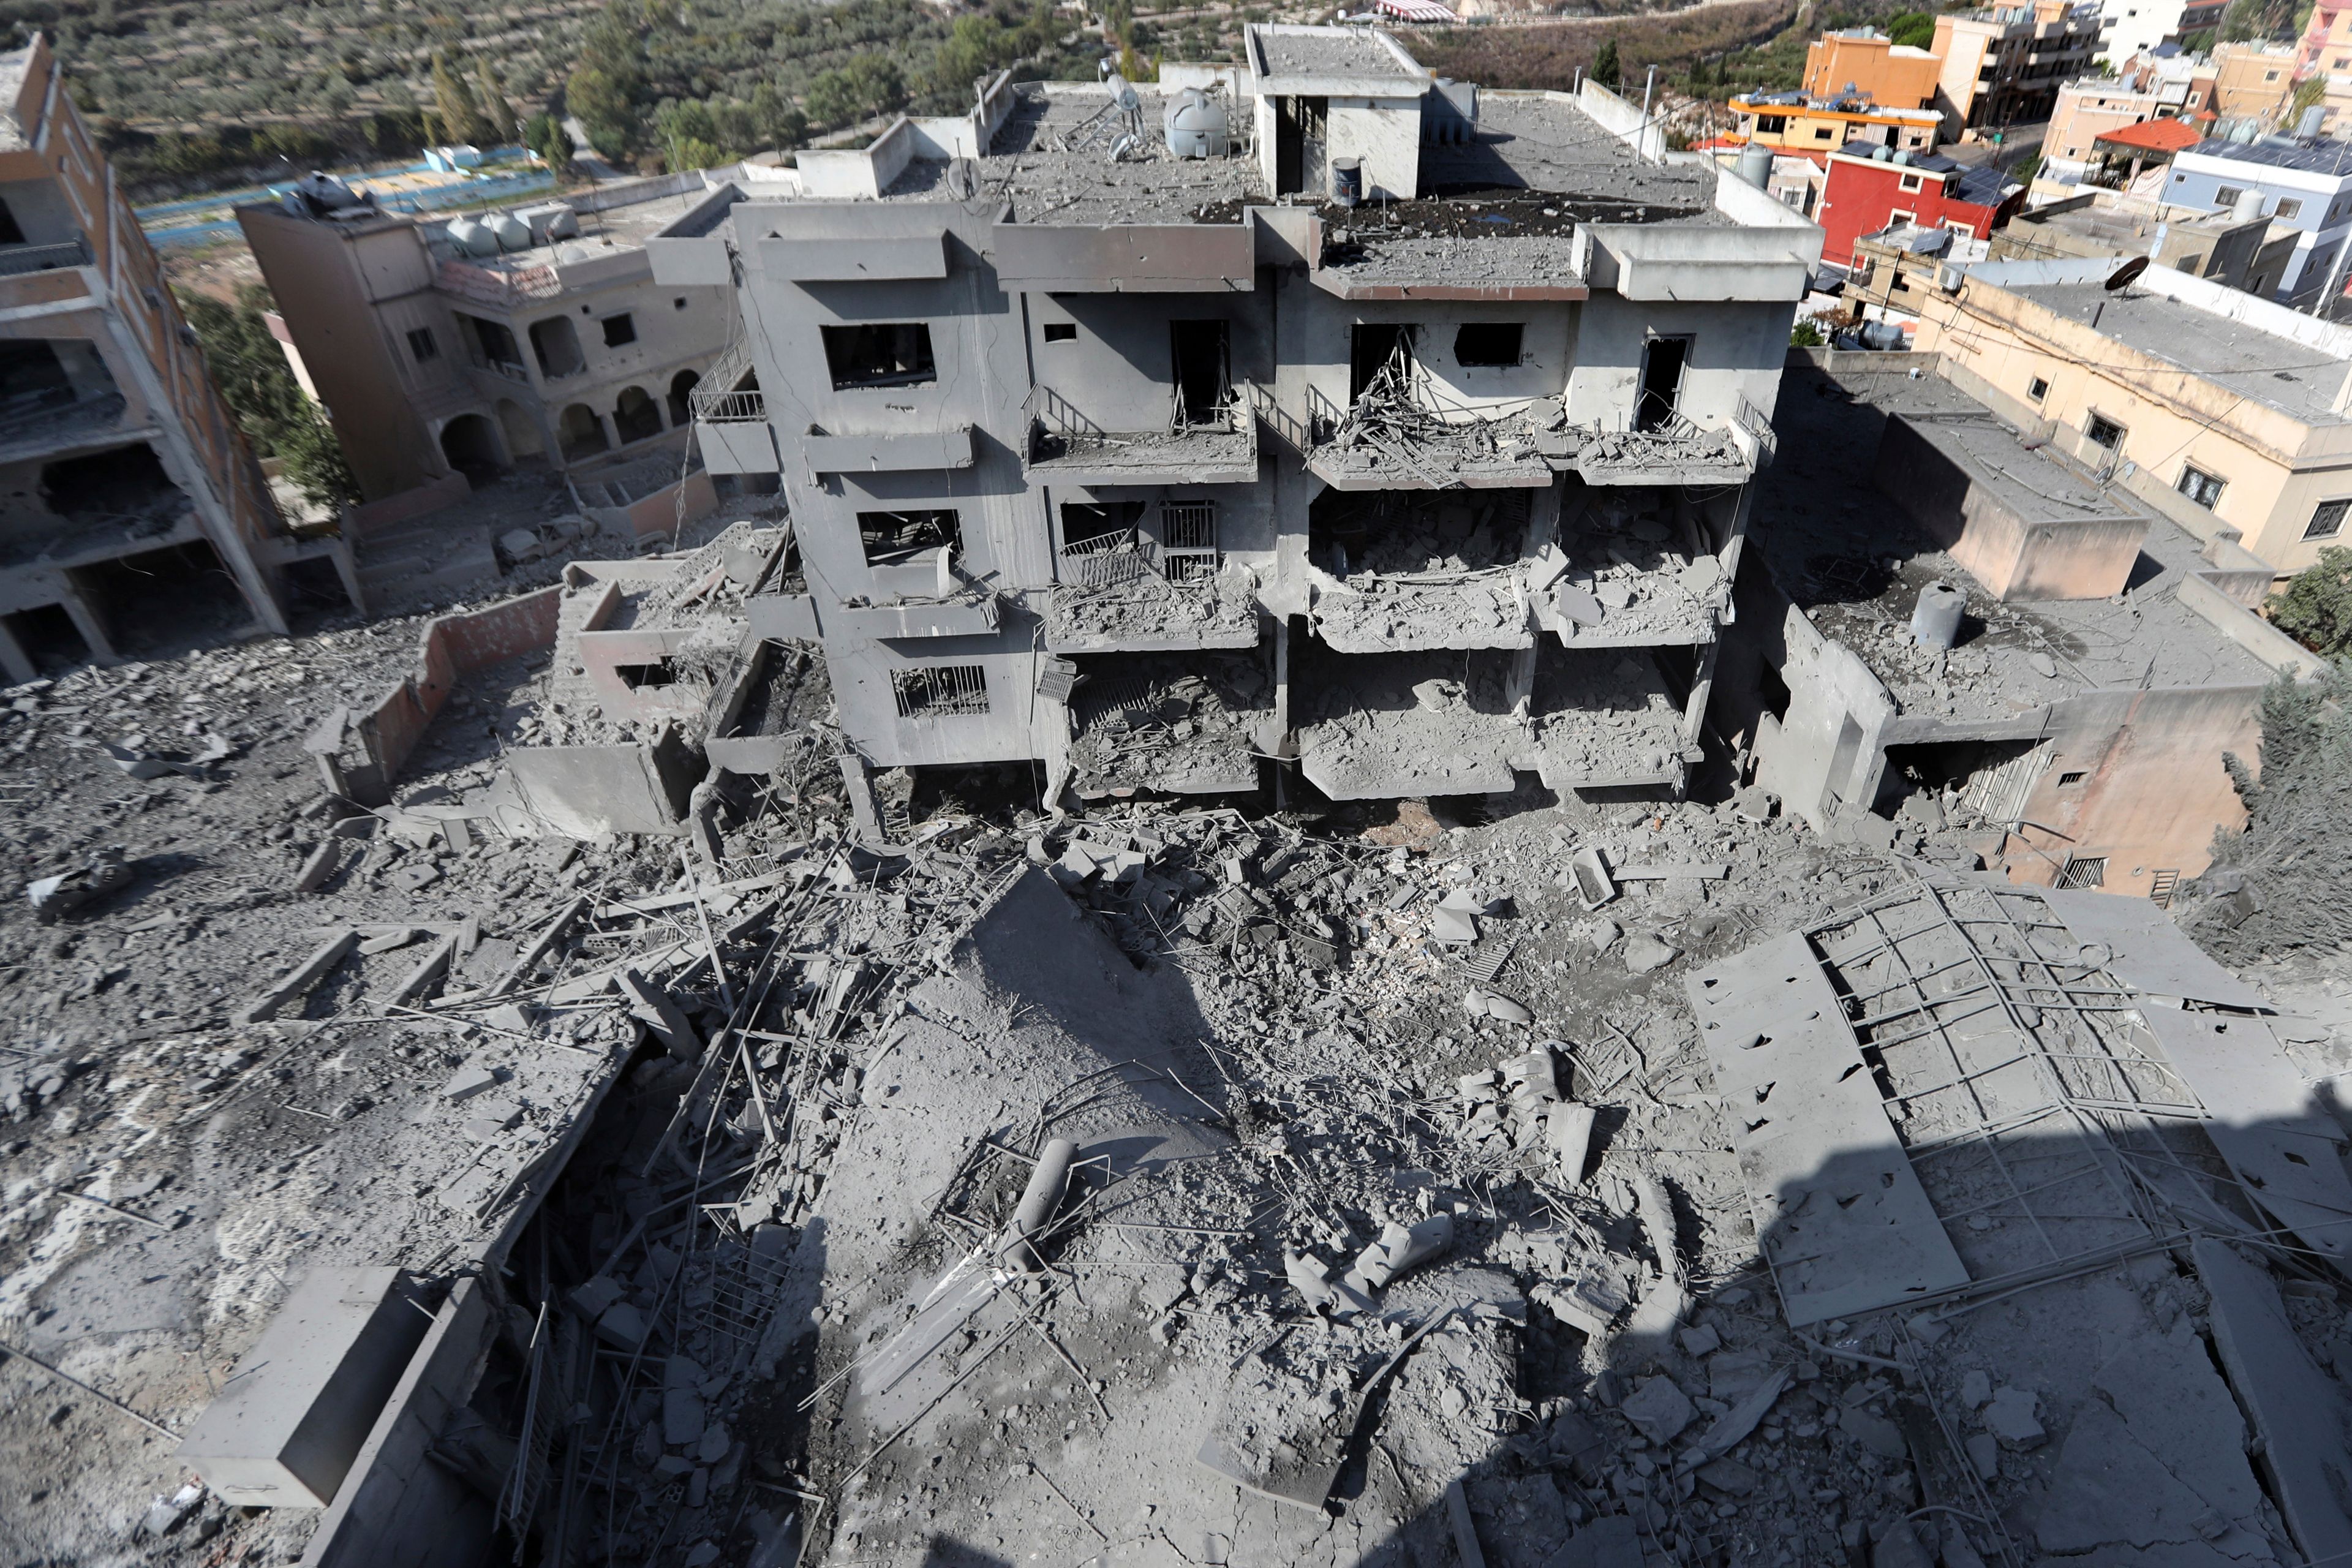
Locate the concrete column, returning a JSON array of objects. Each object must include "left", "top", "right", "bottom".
[
  {"left": 55, "top": 580, "right": 118, "bottom": 665},
  {"left": 0, "top": 618, "right": 38, "bottom": 686}
]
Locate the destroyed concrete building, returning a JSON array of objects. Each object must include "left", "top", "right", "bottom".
[
  {"left": 1716, "top": 351, "right": 2313, "bottom": 903},
  {"left": 647, "top": 25, "right": 1820, "bottom": 811},
  {"left": 0, "top": 36, "right": 315, "bottom": 678},
  {"left": 241, "top": 170, "right": 736, "bottom": 505}
]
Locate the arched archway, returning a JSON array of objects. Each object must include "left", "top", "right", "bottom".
[
  {"left": 667, "top": 368, "right": 700, "bottom": 427},
  {"left": 496, "top": 398, "right": 545, "bottom": 462},
  {"left": 613, "top": 385, "right": 663, "bottom": 445},
  {"left": 557, "top": 404, "right": 609, "bottom": 462},
  {"left": 438, "top": 412, "right": 502, "bottom": 486}
]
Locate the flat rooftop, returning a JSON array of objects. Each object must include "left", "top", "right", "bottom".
[
  {"left": 2011, "top": 199, "right": 2239, "bottom": 249},
  {"left": 428, "top": 184, "right": 713, "bottom": 263},
  {"left": 2184, "top": 134, "right": 2352, "bottom": 175},
  {"left": 1755, "top": 371, "right": 2273, "bottom": 722},
  {"left": 1250, "top": 24, "right": 1423, "bottom": 81},
  {"left": 2006, "top": 280, "right": 2352, "bottom": 424}
]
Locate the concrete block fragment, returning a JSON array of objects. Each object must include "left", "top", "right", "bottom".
[
  {"left": 439, "top": 1063, "right": 496, "bottom": 1101},
  {"left": 595, "top": 1302, "right": 649, "bottom": 1349},
  {"left": 1623, "top": 934, "right": 1680, "bottom": 974},
  {"left": 357, "top": 927, "right": 421, "bottom": 956},
  {"left": 176, "top": 1267, "right": 430, "bottom": 1508},
  {"left": 1965, "top": 1430, "right": 2000, "bottom": 1479},
  {"left": 663, "top": 1387, "right": 706, "bottom": 1447},
  {"left": 391, "top": 863, "right": 442, "bottom": 893},
  {"left": 388, "top": 933, "right": 458, "bottom": 1005},
  {"left": 1983, "top": 1386, "right": 2043, "bottom": 1449},
  {"left": 619, "top": 968, "right": 701, "bottom": 1060},
  {"left": 1547, "top": 1102, "right": 1596, "bottom": 1184},
  {"left": 1619, "top": 1374, "right": 1695, "bottom": 1443},
  {"left": 1679, "top": 1324, "right": 1721, "bottom": 1358},
  {"left": 1840, "top": 1404, "right": 1910, "bottom": 1460},
  {"left": 239, "top": 930, "right": 359, "bottom": 1023},
  {"left": 1959, "top": 1368, "right": 1991, "bottom": 1408},
  {"left": 1430, "top": 907, "right": 1477, "bottom": 946},
  {"left": 293, "top": 842, "right": 341, "bottom": 894},
  {"left": 1695, "top": 1455, "right": 1755, "bottom": 1496},
  {"left": 568, "top": 1276, "right": 623, "bottom": 1320}
]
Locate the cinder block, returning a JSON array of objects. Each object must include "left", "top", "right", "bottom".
[{"left": 176, "top": 1267, "right": 431, "bottom": 1508}]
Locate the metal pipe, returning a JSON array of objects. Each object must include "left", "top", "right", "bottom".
[{"left": 1003, "top": 1137, "right": 1077, "bottom": 1272}]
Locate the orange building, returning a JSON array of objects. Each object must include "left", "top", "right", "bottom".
[{"left": 1802, "top": 28, "right": 1944, "bottom": 108}]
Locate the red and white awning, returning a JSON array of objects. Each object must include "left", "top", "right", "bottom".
[{"left": 1370, "top": 0, "right": 1458, "bottom": 22}]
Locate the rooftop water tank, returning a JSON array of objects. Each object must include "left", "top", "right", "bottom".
[
  {"left": 1910, "top": 580, "right": 1966, "bottom": 649},
  {"left": 2299, "top": 102, "right": 2328, "bottom": 140},
  {"left": 2233, "top": 186, "right": 2265, "bottom": 222},
  {"left": 1736, "top": 141, "right": 1774, "bottom": 189},
  {"left": 1872, "top": 144, "right": 1893, "bottom": 161},
  {"left": 487, "top": 212, "right": 531, "bottom": 252},
  {"left": 1164, "top": 88, "right": 1229, "bottom": 159},
  {"left": 515, "top": 202, "right": 581, "bottom": 244},
  {"left": 445, "top": 217, "right": 497, "bottom": 258}
]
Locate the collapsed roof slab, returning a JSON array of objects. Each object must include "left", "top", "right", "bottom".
[
  {"left": 1306, "top": 567, "right": 1532, "bottom": 654},
  {"left": 1686, "top": 932, "right": 1973, "bottom": 1327},
  {"left": 1526, "top": 644, "right": 1699, "bottom": 793},
  {"left": 1294, "top": 645, "right": 1523, "bottom": 799}
]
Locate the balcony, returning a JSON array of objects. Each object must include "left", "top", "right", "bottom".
[
  {"left": 1526, "top": 646, "right": 1698, "bottom": 793},
  {"left": 1570, "top": 406, "right": 1757, "bottom": 487},
  {"left": 1065, "top": 649, "right": 1273, "bottom": 798},
  {"left": 689, "top": 343, "right": 774, "bottom": 475},
  {"left": 1294, "top": 644, "right": 1525, "bottom": 801},
  {"left": 1046, "top": 528, "right": 1260, "bottom": 654},
  {"left": 1305, "top": 488, "right": 1538, "bottom": 654},
  {"left": 1291, "top": 359, "right": 1559, "bottom": 492},
  {"left": 0, "top": 238, "right": 91, "bottom": 279},
  {"left": 1023, "top": 382, "right": 1259, "bottom": 486}
]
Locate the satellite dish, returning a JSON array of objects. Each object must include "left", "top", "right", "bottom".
[{"left": 2104, "top": 255, "right": 2149, "bottom": 292}]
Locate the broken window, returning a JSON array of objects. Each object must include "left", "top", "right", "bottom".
[
  {"left": 2176, "top": 464, "right": 2225, "bottom": 510},
  {"left": 1160, "top": 501, "right": 1218, "bottom": 582},
  {"left": 1453, "top": 323, "right": 1524, "bottom": 368},
  {"left": 1635, "top": 336, "right": 1691, "bottom": 433},
  {"left": 613, "top": 386, "right": 663, "bottom": 445},
  {"left": 2084, "top": 412, "right": 2125, "bottom": 451},
  {"left": 615, "top": 660, "right": 677, "bottom": 688},
  {"left": 456, "top": 313, "right": 524, "bottom": 372},
  {"left": 2306, "top": 498, "right": 2350, "bottom": 539},
  {"left": 1755, "top": 114, "right": 1788, "bottom": 133},
  {"left": 0, "top": 197, "right": 23, "bottom": 246},
  {"left": 407, "top": 327, "right": 437, "bottom": 363},
  {"left": 529, "top": 316, "right": 586, "bottom": 379},
  {"left": 2056, "top": 854, "right": 2108, "bottom": 889},
  {"left": 858, "top": 508, "right": 962, "bottom": 568},
  {"left": 43, "top": 443, "right": 184, "bottom": 522},
  {"left": 891, "top": 664, "right": 989, "bottom": 718},
  {"left": 822, "top": 323, "right": 935, "bottom": 390},
  {"left": 1349, "top": 323, "right": 1414, "bottom": 403},
  {"left": 1043, "top": 322, "right": 1077, "bottom": 343},
  {"left": 0, "top": 339, "right": 74, "bottom": 417},
  {"left": 1169, "top": 319, "right": 1231, "bottom": 426},
  {"left": 601, "top": 313, "right": 637, "bottom": 349}
]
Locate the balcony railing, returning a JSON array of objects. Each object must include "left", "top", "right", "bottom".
[
  {"left": 0, "top": 239, "right": 91, "bottom": 277},
  {"left": 690, "top": 340, "right": 763, "bottom": 423},
  {"left": 1023, "top": 380, "right": 1257, "bottom": 480}
]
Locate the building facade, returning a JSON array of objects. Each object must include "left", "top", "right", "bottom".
[
  {"left": 2209, "top": 41, "right": 2297, "bottom": 124},
  {"left": 1802, "top": 29, "right": 1944, "bottom": 107},
  {"left": 1727, "top": 94, "right": 1945, "bottom": 155},
  {"left": 240, "top": 173, "right": 734, "bottom": 505},
  {"left": 0, "top": 36, "right": 301, "bottom": 681},
  {"left": 1989, "top": 188, "right": 2294, "bottom": 295},
  {"left": 651, "top": 27, "right": 1821, "bottom": 809},
  {"left": 1932, "top": 3, "right": 2106, "bottom": 135},
  {"left": 1913, "top": 256, "right": 2352, "bottom": 572},
  {"left": 2159, "top": 137, "right": 2352, "bottom": 304},
  {"left": 1815, "top": 147, "right": 2026, "bottom": 265}
]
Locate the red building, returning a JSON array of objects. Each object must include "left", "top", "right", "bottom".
[{"left": 1814, "top": 148, "right": 2027, "bottom": 267}]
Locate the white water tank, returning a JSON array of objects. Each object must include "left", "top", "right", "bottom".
[
  {"left": 1910, "top": 580, "right": 1967, "bottom": 649},
  {"left": 1165, "top": 88, "right": 1230, "bottom": 159},
  {"left": 1736, "top": 141, "right": 1773, "bottom": 189},
  {"left": 2233, "top": 186, "right": 2265, "bottom": 223},
  {"left": 445, "top": 217, "right": 497, "bottom": 257},
  {"left": 487, "top": 212, "right": 531, "bottom": 252}
]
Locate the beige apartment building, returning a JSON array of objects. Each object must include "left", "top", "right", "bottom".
[
  {"left": 1913, "top": 256, "right": 2352, "bottom": 573},
  {"left": 240, "top": 173, "right": 733, "bottom": 505},
  {"left": 1932, "top": 2, "right": 2106, "bottom": 135},
  {"left": 2210, "top": 40, "right": 2296, "bottom": 124}
]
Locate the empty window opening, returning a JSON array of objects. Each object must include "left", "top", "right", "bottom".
[
  {"left": 1161, "top": 500, "right": 1218, "bottom": 582},
  {"left": 1828, "top": 714, "right": 1868, "bottom": 802},
  {"left": 2058, "top": 769, "right": 2088, "bottom": 788},
  {"left": 2056, "top": 854, "right": 2108, "bottom": 890},
  {"left": 0, "top": 198, "right": 23, "bottom": 247},
  {"left": 859, "top": 508, "right": 962, "bottom": 568},
  {"left": 2308, "top": 498, "right": 2350, "bottom": 540},
  {"left": 2, "top": 604, "right": 89, "bottom": 671},
  {"left": 674, "top": 296, "right": 689, "bottom": 311},
  {"left": 437, "top": 413, "right": 502, "bottom": 486},
  {"left": 407, "top": 327, "right": 438, "bottom": 363},
  {"left": 0, "top": 339, "right": 76, "bottom": 418},
  {"left": 75, "top": 541, "right": 247, "bottom": 656},
  {"left": 2085, "top": 412, "right": 2125, "bottom": 450},
  {"left": 616, "top": 660, "right": 677, "bottom": 688},
  {"left": 613, "top": 385, "right": 663, "bottom": 445},
  {"left": 528, "top": 315, "right": 585, "bottom": 379},
  {"left": 892, "top": 664, "right": 989, "bottom": 718},
  {"left": 1635, "top": 336, "right": 1691, "bottom": 432},
  {"left": 2177, "top": 464, "right": 2225, "bottom": 510},
  {"left": 667, "top": 368, "right": 699, "bottom": 427},
  {"left": 1453, "top": 323, "right": 1525, "bottom": 368},
  {"left": 43, "top": 443, "right": 184, "bottom": 522},
  {"left": 456, "top": 313, "right": 524, "bottom": 372},
  {"left": 1350, "top": 323, "right": 1415, "bottom": 403},
  {"left": 601, "top": 313, "right": 637, "bottom": 349},
  {"left": 557, "top": 403, "right": 609, "bottom": 461},
  {"left": 2027, "top": 375, "right": 2049, "bottom": 401},
  {"left": 1755, "top": 658, "right": 1792, "bottom": 723},
  {"left": 1169, "top": 319, "right": 1231, "bottom": 426},
  {"left": 1042, "top": 322, "right": 1077, "bottom": 343},
  {"left": 823, "top": 323, "right": 935, "bottom": 390},
  {"left": 1275, "top": 94, "right": 1329, "bottom": 197}
]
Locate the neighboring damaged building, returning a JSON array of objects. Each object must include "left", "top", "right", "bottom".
[
  {"left": 649, "top": 25, "right": 1820, "bottom": 813},
  {"left": 1915, "top": 255, "right": 2352, "bottom": 571},
  {"left": 1989, "top": 187, "right": 2295, "bottom": 296},
  {"left": 1717, "top": 360, "right": 2312, "bottom": 901},
  {"left": 1815, "top": 146, "right": 2024, "bottom": 266},
  {"left": 239, "top": 170, "right": 736, "bottom": 505},
  {"left": 0, "top": 37, "right": 313, "bottom": 679}
]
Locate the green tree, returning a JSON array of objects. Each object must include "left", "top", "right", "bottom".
[
  {"left": 845, "top": 53, "right": 906, "bottom": 118},
  {"left": 750, "top": 81, "right": 807, "bottom": 150},
  {"left": 568, "top": 62, "right": 639, "bottom": 153},
  {"left": 524, "top": 110, "right": 574, "bottom": 175},
  {"left": 804, "top": 67, "right": 862, "bottom": 129},
  {"left": 1592, "top": 37, "right": 1621, "bottom": 89},
  {"left": 2186, "top": 657, "right": 2352, "bottom": 959},
  {"left": 473, "top": 58, "right": 516, "bottom": 145},
  {"left": 1790, "top": 318, "right": 1825, "bottom": 346},
  {"left": 2268, "top": 545, "right": 2352, "bottom": 655},
  {"left": 2220, "top": 0, "right": 2267, "bottom": 41},
  {"left": 176, "top": 286, "right": 360, "bottom": 512},
  {"left": 1886, "top": 10, "right": 1936, "bottom": 48},
  {"left": 430, "top": 50, "right": 494, "bottom": 146}
]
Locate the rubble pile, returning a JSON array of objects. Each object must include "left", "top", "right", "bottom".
[
  {"left": 1065, "top": 652, "right": 1272, "bottom": 797},
  {"left": 1045, "top": 559, "right": 1260, "bottom": 650}
]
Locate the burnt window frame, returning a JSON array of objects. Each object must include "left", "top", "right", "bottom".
[
  {"left": 406, "top": 326, "right": 439, "bottom": 363},
  {"left": 856, "top": 508, "right": 963, "bottom": 568},
  {"left": 822, "top": 322, "right": 937, "bottom": 390},
  {"left": 1452, "top": 322, "right": 1526, "bottom": 369}
]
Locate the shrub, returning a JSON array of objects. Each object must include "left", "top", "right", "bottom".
[{"left": 2267, "top": 545, "right": 2352, "bottom": 657}]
